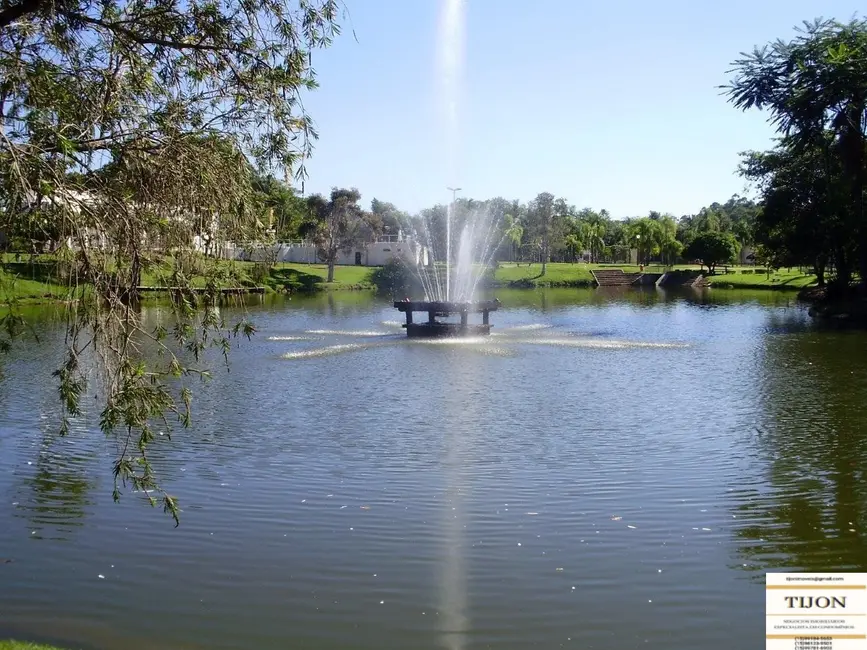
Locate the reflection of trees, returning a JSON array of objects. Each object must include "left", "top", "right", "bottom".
[
  {"left": 21, "top": 429, "right": 96, "bottom": 539},
  {"left": 0, "top": 310, "right": 98, "bottom": 538},
  {"left": 731, "top": 331, "right": 867, "bottom": 576}
]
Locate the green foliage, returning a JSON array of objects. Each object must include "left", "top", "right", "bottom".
[
  {"left": 684, "top": 232, "right": 740, "bottom": 273},
  {"left": 0, "top": 0, "right": 342, "bottom": 523},
  {"left": 725, "top": 17, "right": 867, "bottom": 285},
  {"left": 304, "top": 188, "right": 378, "bottom": 282},
  {"left": 369, "top": 259, "right": 418, "bottom": 296},
  {"left": 251, "top": 174, "right": 309, "bottom": 240},
  {"left": 370, "top": 199, "right": 412, "bottom": 236},
  {"left": 740, "top": 135, "right": 849, "bottom": 286}
]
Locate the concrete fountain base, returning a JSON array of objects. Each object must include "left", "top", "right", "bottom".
[{"left": 393, "top": 300, "right": 500, "bottom": 338}]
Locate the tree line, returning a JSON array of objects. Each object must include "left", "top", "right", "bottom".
[{"left": 256, "top": 176, "right": 760, "bottom": 275}]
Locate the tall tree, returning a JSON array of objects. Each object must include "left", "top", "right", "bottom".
[
  {"left": 725, "top": 17, "right": 867, "bottom": 287},
  {"left": 305, "top": 188, "right": 375, "bottom": 283},
  {"left": 684, "top": 232, "right": 739, "bottom": 274},
  {"left": 252, "top": 175, "right": 309, "bottom": 240},
  {"left": 371, "top": 199, "right": 411, "bottom": 237},
  {"left": 740, "top": 135, "right": 851, "bottom": 287},
  {"left": 627, "top": 218, "right": 661, "bottom": 265},
  {"left": 527, "top": 192, "right": 555, "bottom": 275}
]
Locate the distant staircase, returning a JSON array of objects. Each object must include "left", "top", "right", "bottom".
[
  {"left": 591, "top": 269, "right": 643, "bottom": 287},
  {"left": 658, "top": 270, "right": 708, "bottom": 288}
]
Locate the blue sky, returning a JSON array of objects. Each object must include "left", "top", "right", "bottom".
[{"left": 299, "top": 1, "right": 863, "bottom": 219}]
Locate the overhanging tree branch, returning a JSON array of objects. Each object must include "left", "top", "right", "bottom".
[{"left": 0, "top": 0, "right": 43, "bottom": 29}]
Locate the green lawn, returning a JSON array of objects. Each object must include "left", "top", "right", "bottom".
[
  {"left": 0, "top": 266, "right": 72, "bottom": 302},
  {"left": 490, "top": 262, "right": 818, "bottom": 290},
  {"left": 705, "top": 267, "right": 818, "bottom": 290},
  {"left": 269, "top": 263, "right": 375, "bottom": 287},
  {"left": 0, "top": 641, "right": 70, "bottom": 650},
  {"left": 142, "top": 260, "right": 375, "bottom": 292},
  {"left": 492, "top": 262, "right": 595, "bottom": 286},
  {"left": 1, "top": 256, "right": 820, "bottom": 303},
  {"left": 0, "top": 258, "right": 378, "bottom": 304}
]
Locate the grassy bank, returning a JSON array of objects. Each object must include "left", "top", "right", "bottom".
[
  {"left": 0, "top": 266, "right": 73, "bottom": 303},
  {"left": 0, "top": 641, "right": 69, "bottom": 650},
  {"left": 489, "top": 262, "right": 818, "bottom": 290},
  {"left": 2, "top": 256, "right": 819, "bottom": 305},
  {"left": 704, "top": 268, "right": 817, "bottom": 290},
  {"left": 1, "top": 258, "right": 376, "bottom": 304}
]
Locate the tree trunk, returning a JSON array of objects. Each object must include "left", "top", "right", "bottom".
[
  {"left": 815, "top": 255, "right": 827, "bottom": 288},
  {"left": 837, "top": 249, "right": 851, "bottom": 286},
  {"left": 327, "top": 259, "right": 335, "bottom": 283}
]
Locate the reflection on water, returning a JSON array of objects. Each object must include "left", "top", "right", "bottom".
[
  {"left": 270, "top": 319, "right": 692, "bottom": 361},
  {"left": 732, "top": 329, "right": 867, "bottom": 578},
  {"left": 1, "top": 288, "right": 867, "bottom": 650}
]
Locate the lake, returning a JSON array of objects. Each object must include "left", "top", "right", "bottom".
[{"left": 2, "top": 287, "right": 867, "bottom": 650}]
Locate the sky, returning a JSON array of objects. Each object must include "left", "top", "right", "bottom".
[{"left": 298, "top": 0, "right": 864, "bottom": 219}]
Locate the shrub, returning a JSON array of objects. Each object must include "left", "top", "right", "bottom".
[{"left": 369, "top": 259, "right": 419, "bottom": 296}]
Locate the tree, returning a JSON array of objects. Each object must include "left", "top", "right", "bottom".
[
  {"left": 305, "top": 188, "right": 375, "bottom": 283},
  {"left": 576, "top": 209, "right": 608, "bottom": 263},
  {"left": 0, "top": 0, "right": 341, "bottom": 522},
  {"left": 627, "top": 218, "right": 661, "bottom": 265},
  {"left": 503, "top": 213, "right": 524, "bottom": 262},
  {"left": 684, "top": 232, "right": 739, "bottom": 274},
  {"left": 564, "top": 232, "right": 585, "bottom": 262},
  {"left": 740, "top": 135, "right": 851, "bottom": 288},
  {"left": 725, "top": 17, "right": 867, "bottom": 286},
  {"left": 527, "top": 192, "right": 555, "bottom": 275},
  {"left": 371, "top": 199, "right": 411, "bottom": 237},
  {"left": 252, "top": 175, "right": 309, "bottom": 241}
]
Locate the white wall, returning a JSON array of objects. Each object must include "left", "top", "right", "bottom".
[{"left": 215, "top": 238, "right": 429, "bottom": 267}]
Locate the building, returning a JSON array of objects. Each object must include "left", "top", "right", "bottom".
[{"left": 218, "top": 233, "right": 430, "bottom": 267}]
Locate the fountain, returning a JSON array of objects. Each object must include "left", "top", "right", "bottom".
[
  {"left": 394, "top": 298, "right": 500, "bottom": 337},
  {"left": 392, "top": 0, "right": 506, "bottom": 338},
  {"left": 394, "top": 200, "right": 506, "bottom": 337}
]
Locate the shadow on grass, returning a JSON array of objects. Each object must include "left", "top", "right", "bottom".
[
  {"left": 1, "top": 261, "right": 66, "bottom": 285},
  {"left": 779, "top": 275, "right": 814, "bottom": 286},
  {"left": 266, "top": 267, "right": 322, "bottom": 292}
]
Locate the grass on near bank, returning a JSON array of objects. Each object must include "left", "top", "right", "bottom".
[
  {"left": 0, "top": 265, "right": 73, "bottom": 303},
  {"left": 2, "top": 254, "right": 820, "bottom": 305},
  {"left": 490, "top": 262, "right": 818, "bottom": 290},
  {"left": 703, "top": 267, "right": 818, "bottom": 289},
  {"left": 0, "top": 256, "right": 375, "bottom": 304},
  {"left": 0, "top": 641, "right": 69, "bottom": 650}
]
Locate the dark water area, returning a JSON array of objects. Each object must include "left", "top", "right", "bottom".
[{"left": 1, "top": 287, "right": 867, "bottom": 649}]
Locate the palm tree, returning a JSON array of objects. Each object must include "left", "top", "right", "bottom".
[
  {"left": 580, "top": 222, "right": 606, "bottom": 263},
  {"left": 628, "top": 218, "right": 661, "bottom": 266},
  {"left": 503, "top": 214, "right": 524, "bottom": 263}
]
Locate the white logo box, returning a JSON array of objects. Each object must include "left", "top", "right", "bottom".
[{"left": 767, "top": 573, "right": 867, "bottom": 649}]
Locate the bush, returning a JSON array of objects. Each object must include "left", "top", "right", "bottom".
[{"left": 369, "top": 259, "right": 419, "bottom": 296}]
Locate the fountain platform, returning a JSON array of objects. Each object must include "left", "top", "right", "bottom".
[{"left": 393, "top": 300, "right": 500, "bottom": 338}]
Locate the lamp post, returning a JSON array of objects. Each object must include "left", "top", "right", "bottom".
[
  {"left": 635, "top": 234, "right": 641, "bottom": 267},
  {"left": 446, "top": 186, "right": 461, "bottom": 301}
]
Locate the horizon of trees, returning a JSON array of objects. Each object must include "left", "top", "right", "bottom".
[{"left": 249, "top": 173, "right": 762, "bottom": 269}]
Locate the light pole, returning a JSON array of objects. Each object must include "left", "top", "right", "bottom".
[
  {"left": 635, "top": 234, "right": 641, "bottom": 268},
  {"left": 446, "top": 186, "right": 461, "bottom": 301}
]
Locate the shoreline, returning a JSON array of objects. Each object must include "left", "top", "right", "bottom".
[{"left": 3, "top": 260, "right": 820, "bottom": 305}]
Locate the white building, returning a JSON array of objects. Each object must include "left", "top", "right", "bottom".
[{"left": 218, "top": 234, "right": 430, "bottom": 267}]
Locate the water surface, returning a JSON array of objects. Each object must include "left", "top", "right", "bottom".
[{"left": 1, "top": 287, "right": 866, "bottom": 649}]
